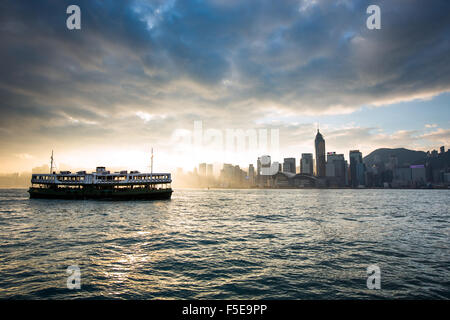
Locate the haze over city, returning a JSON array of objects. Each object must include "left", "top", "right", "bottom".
[{"left": 1, "top": 0, "right": 449, "bottom": 173}]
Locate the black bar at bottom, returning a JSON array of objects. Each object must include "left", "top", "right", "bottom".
[{"left": 0, "top": 300, "right": 446, "bottom": 318}]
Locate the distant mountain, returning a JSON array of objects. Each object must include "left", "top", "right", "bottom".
[{"left": 364, "top": 148, "right": 427, "bottom": 167}]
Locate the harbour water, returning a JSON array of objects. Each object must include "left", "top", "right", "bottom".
[{"left": 0, "top": 188, "right": 448, "bottom": 299}]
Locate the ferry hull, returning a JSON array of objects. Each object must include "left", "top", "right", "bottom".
[{"left": 28, "top": 187, "right": 172, "bottom": 201}]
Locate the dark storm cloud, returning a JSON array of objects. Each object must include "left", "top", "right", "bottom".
[{"left": 1, "top": 0, "right": 450, "bottom": 152}]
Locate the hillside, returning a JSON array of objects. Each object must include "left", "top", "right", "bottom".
[{"left": 363, "top": 148, "right": 427, "bottom": 167}]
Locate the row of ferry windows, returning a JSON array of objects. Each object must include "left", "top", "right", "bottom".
[
  {"left": 33, "top": 184, "right": 172, "bottom": 189},
  {"left": 95, "top": 175, "right": 169, "bottom": 181},
  {"left": 34, "top": 176, "right": 85, "bottom": 181},
  {"left": 34, "top": 175, "right": 169, "bottom": 181},
  {"left": 34, "top": 176, "right": 54, "bottom": 180}
]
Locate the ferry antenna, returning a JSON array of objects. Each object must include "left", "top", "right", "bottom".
[
  {"left": 151, "top": 147, "right": 153, "bottom": 176},
  {"left": 50, "top": 150, "right": 54, "bottom": 174}
]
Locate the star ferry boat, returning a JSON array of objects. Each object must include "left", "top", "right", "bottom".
[
  {"left": 28, "top": 151, "right": 172, "bottom": 200},
  {"left": 29, "top": 167, "right": 172, "bottom": 200}
]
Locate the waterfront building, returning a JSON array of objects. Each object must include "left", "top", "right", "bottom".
[
  {"left": 248, "top": 164, "right": 255, "bottom": 186},
  {"left": 269, "top": 172, "right": 317, "bottom": 188},
  {"left": 257, "top": 157, "right": 262, "bottom": 176},
  {"left": 349, "top": 150, "right": 365, "bottom": 187},
  {"left": 290, "top": 174, "right": 317, "bottom": 188},
  {"left": 326, "top": 152, "right": 347, "bottom": 187},
  {"left": 426, "top": 146, "right": 448, "bottom": 184},
  {"left": 283, "top": 158, "right": 296, "bottom": 174},
  {"left": 300, "top": 153, "right": 314, "bottom": 175},
  {"left": 206, "top": 164, "right": 213, "bottom": 177},
  {"left": 199, "top": 163, "right": 206, "bottom": 176},
  {"left": 411, "top": 165, "right": 426, "bottom": 185},
  {"left": 393, "top": 167, "right": 412, "bottom": 187},
  {"left": 218, "top": 163, "right": 249, "bottom": 188},
  {"left": 234, "top": 165, "right": 246, "bottom": 185},
  {"left": 221, "top": 164, "right": 233, "bottom": 184},
  {"left": 444, "top": 173, "right": 450, "bottom": 184},
  {"left": 315, "top": 130, "right": 326, "bottom": 177},
  {"left": 326, "top": 162, "right": 335, "bottom": 177},
  {"left": 271, "top": 172, "right": 294, "bottom": 188},
  {"left": 326, "top": 152, "right": 337, "bottom": 177},
  {"left": 356, "top": 163, "right": 365, "bottom": 187}
]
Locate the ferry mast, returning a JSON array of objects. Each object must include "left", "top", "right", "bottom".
[
  {"left": 151, "top": 147, "right": 154, "bottom": 177},
  {"left": 50, "top": 150, "right": 54, "bottom": 174}
]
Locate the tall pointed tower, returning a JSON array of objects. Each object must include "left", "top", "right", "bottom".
[{"left": 315, "top": 129, "right": 326, "bottom": 177}]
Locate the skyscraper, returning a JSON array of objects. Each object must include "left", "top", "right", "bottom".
[
  {"left": 248, "top": 164, "right": 255, "bottom": 185},
  {"left": 326, "top": 152, "right": 338, "bottom": 177},
  {"left": 199, "top": 163, "right": 207, "bottom": 176},
  {"left": 315, "top": 129, "right": 326, "bottom": 177},
  {"left": 206, "top": 164, "right": 213, "bottom": 177},
  {"left": 300, "top": 153, "right": 314, "bottom": 175},
  {"left": 326, "top": 152, "right": 347, "bottom": 186},
  {"left": 349, "top": 150, "right": 365, "bottom": 187},
  {"left": 283, "top": 158, "right": 296, "bottom": 174},
  {"left": 257, "top": 157, "right": 261, "bottom": 176}
]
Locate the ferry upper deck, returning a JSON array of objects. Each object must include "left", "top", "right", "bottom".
[{"left": 31, "top": 166, "right": 172, "bottom": 186}]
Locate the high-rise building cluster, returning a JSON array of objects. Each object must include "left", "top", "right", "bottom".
[
  {"left": 247, "top": 130, "right": 449, "bottom": 189},
  {"left": 172, "top": 130, "right": 449, "bottom": 189},
  {"left": 251, "top": 129, "right": 353, "bottom": 188}
]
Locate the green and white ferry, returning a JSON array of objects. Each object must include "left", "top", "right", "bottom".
[{"left": 29, "top": 151, "right": 172, "bottom": 200}]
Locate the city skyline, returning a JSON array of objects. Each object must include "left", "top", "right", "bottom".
[
  {"left": 19, "top": 128, "right": 450, "bottom": 176},
  {"left": 173, "top": 134, "right": 448, "bottom": 189},
  {"left": 1, "top": 0, "right": 450, "bottom": 173}
]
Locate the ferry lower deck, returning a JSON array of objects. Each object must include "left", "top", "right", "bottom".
[{"left": 28, "top": 185, "right": 173, "bottom": 200}]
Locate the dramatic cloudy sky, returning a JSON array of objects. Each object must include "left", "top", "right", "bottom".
[{"left": 1, "top": 0, "right": 449, "bottom": 172}]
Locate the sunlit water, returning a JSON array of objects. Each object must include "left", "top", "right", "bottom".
[{"left": 0, "top": 188, "right": 448, "bottom": 299}]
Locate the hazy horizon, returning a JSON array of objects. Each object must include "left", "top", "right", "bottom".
[{"left": 0, "top": 144, "right": 439, "bottom": 176}]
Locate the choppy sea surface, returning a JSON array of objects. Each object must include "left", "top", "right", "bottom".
[{"left": 0, "top": 188, "right": 448, "bottom": 299}]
